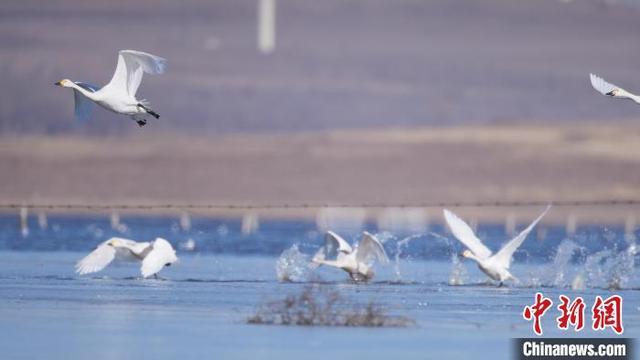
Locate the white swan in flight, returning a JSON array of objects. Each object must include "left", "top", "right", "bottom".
[
  {"left": 310, "top": 231, "right": 389, "bottom": 282},
  {"left": 590, "top": 73, "right": 640, "bottom": 104},
  {"left": 55, "top": 50, "right": 167, "bottom": 127},
  {"left": 443, "top": 205, "right": 551, "bottom": 285},
  {"left": 76, "top": 237, "right": 178, "bottom": 278}
]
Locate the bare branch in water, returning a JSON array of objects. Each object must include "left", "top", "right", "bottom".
[{"left": 247, "top": 284, "right": 415, "bottom": 327}]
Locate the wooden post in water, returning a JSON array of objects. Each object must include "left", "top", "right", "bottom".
[
  {"left": 110, "top": 210, "right": 121, "bottom": 231},
  {"left": 242, "top": 212, "right": 260, "bottom": 235},
  {"left": 376, "top": 208, "right": 427, "bottom": 234},
  {"left": 258, "top": 0, "right": 276, "bottom": 54},
  {"left": 505, "top": 212, "right": 516, "bottom": 237},
  {"left": 536, "top": 226, "right": 547, "bottom": 242},
  {"left": 624, "top": 214, "right": 636, "bottom": 238},
  {"left": 566, "top": 214, "right": 577, "bottom": 236},
  {"left": 37, "top": 211, "right": 48, "bottom": 230},
  {"left": 20, "top": 206, "right": 29, "bottom": 238},
  {"left": 424, "top": 210, "right": 430, "bottom": 233},
  {"left": 180, "top": 211, "right": 192, "bottom": 232},
  {"left": 469, "top": 218, "right": 478, "bottom": 234}
]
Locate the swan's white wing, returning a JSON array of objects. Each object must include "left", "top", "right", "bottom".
[
  {"left": 590, "top": 73, "right": 625, "bottom": 96},
  {"left": 75, "top": 240, "right": 116, "bottom": 275},
  {"left": 326, "top": 231, "right": 353, "bottom": 253},
  {"left": 355, "top": 232, "right": 389, "bottom": 265},
  {"left": 316, "top": 231, "right": 353, "bottom": 259},
  {"left": 492, "top": 205, "right": 551, "bottom": 269},
  {"left": 443, "top": 209, "right": 492, "bottom": 259},
  {"left": 105, "top": 50, "right": 167, "bottom": 97},
  {"left": 116, "top": 238, "right": 151, "bottom": 258},
  {"left": 310, "top": 231, "right": 353, "bottom": 268},
  {"left": 73, "top": 82, "right": 99, "bottom": 121},
  {"left": 140, "top": 238, "right": 178, "bottom": 278}
]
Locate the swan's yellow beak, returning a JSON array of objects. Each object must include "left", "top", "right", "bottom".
[{"left": 54, "top": 80, "right": 63, "bottom": 87}]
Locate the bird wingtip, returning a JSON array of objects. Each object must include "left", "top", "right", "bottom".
[
  {"left": 442, "top": 208, "right": 456, "bottom": 220},
  {"left": 154, "top": 58, "right": 168, "bottom": 74}
]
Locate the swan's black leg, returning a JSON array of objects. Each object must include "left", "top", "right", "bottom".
[
  {"left": 136, "top": 119, "right": 147, "bottom": 127},
  {"left": 147, "top": 109, "right": 160, "bottom": 119},
  {"left": 154, "top": 273, "right": 158, "bottom": 280},
  {"left": 137, "top": 104, "right": 160, "bottom": 119}
]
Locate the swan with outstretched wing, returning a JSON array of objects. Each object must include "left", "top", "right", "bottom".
[
  {"left": 443, "top": 205, "right": 551, "bottom": 285},
  {"left": 590, "top": 73, "right": 640, "bottom": 104},
  {"left": 55, "top": 50, "right": 167, "bottom": 127},
  {"left": 76, "top": 237, "right": 178, "bottom": 278},
  {"left": 311, "top": 231, "right": 389, "bottom": 282}
]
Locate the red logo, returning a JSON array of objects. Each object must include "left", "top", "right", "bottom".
[
  {"left": 523, "top": 293, "right": 623, "bottom": 335},
  {"left": 592, "top": 295, "right": 624, "bottom": 334},
  {"left": 557, "top": 295, "right": 585, "bottom": 331},
  {"left": 523, "top": 292, "right": 553, "bottom": 335}
]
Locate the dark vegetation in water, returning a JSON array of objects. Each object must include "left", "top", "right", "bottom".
[{"left": 247, "top": 284, "right": 415, "bottom": 327}]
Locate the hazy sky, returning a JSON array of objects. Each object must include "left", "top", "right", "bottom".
[{"left": 1, "top": 0, "right": 640, "bottom": 135}]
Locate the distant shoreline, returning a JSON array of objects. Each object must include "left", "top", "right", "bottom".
[{"left": 2, "top": 124, "right": 640, "bottom": 224}]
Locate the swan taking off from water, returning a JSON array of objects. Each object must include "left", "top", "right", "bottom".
[
  {"left": 76, "top": 237, "right": 178, "bottom": 278},
  {"left": 55, "top": 50, "right": 167, "bottom": 127},
  {"left": 443, "top": 205, "right": 551, "bottom": 285},
  {"left": 590, "top": 73, "right": 640, "bottom": 104},
  {"left": 311, "top": 231, "right": 389, "bottom": 282}
]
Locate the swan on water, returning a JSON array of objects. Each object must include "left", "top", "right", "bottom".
[
  {"left": 76, "top": 237, "right": 178, "bottom": 278},
  {"left": 55, "top": 50, "right": 167, "bottom": 127},
  {"left": 443, "top": 205, "right": 551, "bottom": 286},
  {"left": 590, "top": 73, "right": 640, "bottom": 104},
  {"left": 310, "top": 231, "right": 389, "bottom": 282}
]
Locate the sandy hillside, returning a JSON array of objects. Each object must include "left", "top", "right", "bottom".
[{"left": 2, "top": 123, "right": 640, "bottom": 223}]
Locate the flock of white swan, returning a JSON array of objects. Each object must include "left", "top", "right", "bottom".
[
  {"left": 76, "top": 206, "right": 551, "bottom": 286},
  {"left": 61, "top": 50, "right": 633, "bottom": 285}
]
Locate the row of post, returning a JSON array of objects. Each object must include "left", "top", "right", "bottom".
[
  {"left": 12, "top": 207, "right": 640, "bottom": 239},
  {"left": 16, "top": 207, "right": 262, "bottom": 238}
]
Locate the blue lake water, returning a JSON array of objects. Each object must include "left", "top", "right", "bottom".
[{"left": 0, "top": 214, "right": 637, "bottom": 359}]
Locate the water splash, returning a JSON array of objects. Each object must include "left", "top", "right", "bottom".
[
  {"left": 602, "top": 238, "right": 637, "bottom": 290},
  {"left": 426, "top": 231, "right": 467, "bottom": 285},
  {"left": 448, "top": 253, "right": 468, "bottom": 285},
  {"left": 392, "top": 234, "right": 423, "bottom": 281},
  {"left": 571, "top": 273, "right": 586, "bottom": 290},
  {"left": 575, "top": 248, "right": 614, "bottom": 290},
  {"left": 573, "top": 236, "right": 637, "bottom": 290},
  {"left": 276, "top": 244, "right": 311, "bottom": 282},
  {"left": 536, "top": 239, "right": 582, "bottom": 287},
  {"left": 179, "top": 238, "right": 196, "bottom": 252}
]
